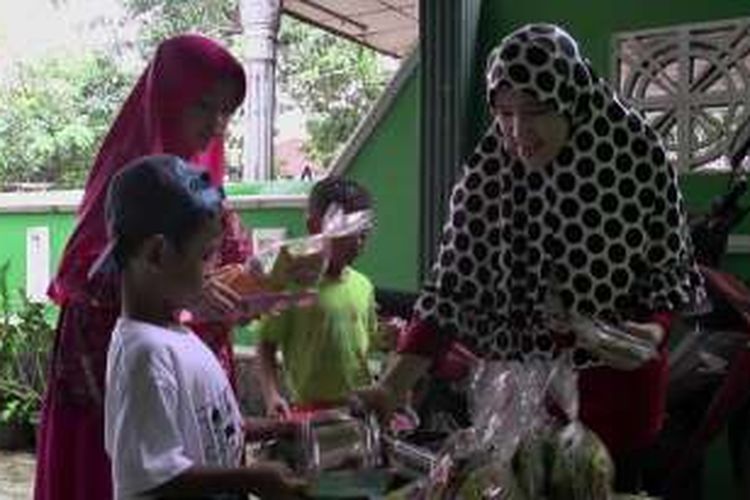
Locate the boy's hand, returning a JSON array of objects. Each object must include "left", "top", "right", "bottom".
[
  {"left": 248, "top": 461, "right": 307, "bottom": 499},
  {"left": 201, "top": 273, "right": 242, "bottom": 317},
  {"left": 266, "top": 392, "right": 292, "bottom": 420},
  {"left": 350, "top": 384, "right": 398, "bottom": 423}
]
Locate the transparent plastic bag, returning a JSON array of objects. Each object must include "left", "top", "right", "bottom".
[
  {"left": 424, "top": 361, "right": 616, "bottom": 500},
  {"left": 568, "top": 314, "right": 658, "bottom": 370},
  {"left": 505, "top": 363, "right": 615, "bottom": 500},
  {"left": 251, "top": 234, "right": 332, "bottom": 290},
  {"left": 250, "top": 203, "right": 375, "bottom": 291},
  {"left": 192, "top": 204, "right": 375, "bottom": 322},
  {"left": 544, "top": 277, "right": 658, "bottom": 370}
]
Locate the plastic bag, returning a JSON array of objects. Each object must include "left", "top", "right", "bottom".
[
  {"left": 544, "top": 277, "right": 657, "bottom": 370},
  {"left": 568, "top": 314, "right": 658, "bottom": 370},
  {"left": 250, "top": 203, "right": 375, "bottom": 290},
  {"left": 193, "top": 205, "right": 374, "bottom": 322},
  {"left": 421, "top": 360, "right": 616, "bottom": 500}
]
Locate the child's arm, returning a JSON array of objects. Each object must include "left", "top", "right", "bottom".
[
  {"left": 257, "top": 340, "right": 291, "bottom": 418},
  {"left": 244, "top": 415, "right": 299, "bottom": 442},
  {"left": 146, "top": 461, "right": 306, "bottom": 499},
  {"left": 370, "top": 287, "right": 403, "bottom": 352}
]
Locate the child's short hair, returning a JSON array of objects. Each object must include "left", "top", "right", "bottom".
[
  {"left": 88, "top": 154, "right": 223, "bottom": 276},
  {"left": 308, "top": 176, "right": 371, "bottom": 218}
]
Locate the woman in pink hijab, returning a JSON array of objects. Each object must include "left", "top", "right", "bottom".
[{"left": 35, "top": 34, "right": 251, "bottom": 500}]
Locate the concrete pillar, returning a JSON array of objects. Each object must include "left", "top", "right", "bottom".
[{"left": 240, "top": 0, "right": 281, "bottom": 181}]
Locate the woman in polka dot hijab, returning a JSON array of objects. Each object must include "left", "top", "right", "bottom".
[
  {"left": 414, "top": 23, "right": 705, "bottom": 365},
  {"left": 358, "top": 24, "right": 705, "bottom": 490}
]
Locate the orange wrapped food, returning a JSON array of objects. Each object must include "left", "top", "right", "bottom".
[{"left": 215, "top": 263, "right": 271, "bottom": 294}]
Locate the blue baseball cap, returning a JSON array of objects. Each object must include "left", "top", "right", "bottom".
[{"left": 88, "top": 154, "right": 224, "bottom": 278}]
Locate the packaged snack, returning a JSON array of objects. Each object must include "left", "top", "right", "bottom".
[
  {"left": 418, "top": 361, "right": 617, "bottom": 500},
  {"left": 568, "top": 314, "right": 658, "bottom": 370},
  {"left": 544, "top": 275, "right": 658, "bottom": 370},
  {"left": 250, "top": 204, "right": 374, "bottom": 291},
  {"left": 214, "top": 263, "right": 271, "bottom": 294}
]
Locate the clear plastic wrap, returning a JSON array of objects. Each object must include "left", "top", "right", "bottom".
[
  {"left": 568, "top": 314, "right": 658, "bottom": 370},
  {"left": 411, "top": 361, "right": 616, "bottom": 500},
  {"left": 192, "top": 205, "right": 374, "bottom": 322},
  {"left": 545, "top": 278, "right": 658, "bottom": 370},
  {"left": 249, "top": 203, "right": 374, "bottom": 290}
]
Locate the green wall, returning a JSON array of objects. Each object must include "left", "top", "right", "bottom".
[
  {"left": 237, "top": 208, "right": 307, "bottom": 240},
  {"left": 0, "top": 212, "right": 75, "bottom": 308},
  {"left": 345, "top": 69, "right": 422, "bottom": 292},
  {"left": 0, "top": 187, "right": 310, "bottom": 310}
]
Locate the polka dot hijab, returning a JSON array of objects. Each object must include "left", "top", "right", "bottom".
[{"left": 414, "top": 24, "right": 705, "bottom": 367}]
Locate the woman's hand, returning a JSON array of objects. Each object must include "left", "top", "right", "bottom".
[
  {"left": 201, "top": 271, "right": 243, "bottom": 318},
  {"left": 590, "top": 320, "right": 665, "bottom": 371},
  {"left": 621, "top": 320, "right": 666, "bottom": 347}
]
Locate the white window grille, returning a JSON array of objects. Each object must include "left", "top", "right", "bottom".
[{"left": 613, "top": 18, "right": 750, "bottom": 173}]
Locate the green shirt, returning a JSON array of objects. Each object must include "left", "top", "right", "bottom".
[{"left": 258, "top": 267, "right": 376, "bottom": 405}]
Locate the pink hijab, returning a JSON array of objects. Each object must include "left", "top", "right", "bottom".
[{"left": 49, "top": 34, "right": 246, "bottom": 304}]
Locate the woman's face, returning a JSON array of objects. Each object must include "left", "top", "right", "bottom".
[
  {"left": 181, "top": 78, "right": 240, "bottom": 154},
  {"left": 492, "top": 89, "right": 570, "bottom": 169}
]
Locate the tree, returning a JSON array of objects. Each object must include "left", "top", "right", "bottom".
[
  {"left": 121, "top": 0, "right": 241, "bottom": 58},
  {"left": 121, "top": 0, "right": 391, "bottom": 173},
  {"left": 0, "top": 54, "right": 133, "bottom": 189},
  {"left": 277, "top": 16, "right": 391, "bottom": 168},
  {"left": 0, "top": 0, "right": 391, "bottom": 188}
]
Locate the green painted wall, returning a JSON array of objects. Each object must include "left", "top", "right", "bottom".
[
  {"left": 0, "top": 212, "right": 75, "bottom": 308},
  {"left": 237, "top": 208, "right": 307, "bottom": 239},
  {"left": 0, "top": 185, "right": 310, "bottom": 310},
  {"left": 345, "top": 70, "right": 422, "bottom": 292}
]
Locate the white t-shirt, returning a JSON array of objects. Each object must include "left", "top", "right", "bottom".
[{"left": 105, "top": 317, "right": 244, "bottom": 500}]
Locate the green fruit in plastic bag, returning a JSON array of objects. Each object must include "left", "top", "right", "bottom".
[{"left": 549, "top": 423, "right": 614, "bottom": 500}]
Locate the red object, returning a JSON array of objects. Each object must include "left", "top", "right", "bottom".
[
  {"left": 34, "top": 36, "right": 247, "bottom": 500},
  {"left": 48, "top": 34, "right": 245, "bottom": 305},
  {"left": 290, "top": 401, "right": 341, "bottom": 417},
  {"left": 397, "top": 318, "right": 478, "bottom": 381},
  {"left": 578, "top": 349, "right": 669, "bottom": 454},
  {"left": 668, "top": 266, "right": 750, "bottom": 484}
]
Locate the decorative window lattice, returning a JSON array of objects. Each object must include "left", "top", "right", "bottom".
[{"left": 613, "top": 18, "right": 750, "bottom": 172}]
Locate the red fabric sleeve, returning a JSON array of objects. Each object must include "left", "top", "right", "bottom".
[
  {"left": 650, "top": 310, "right": 674, "bottom": 349},
  {"left": 396, "top": 318, "right": 478, "bottom": 381},
  {"left": 396, "top": 318, "right": 450, "bottom": 358},
  {"left": 579, "top": 310, "right": 675, "bottom": 455}
]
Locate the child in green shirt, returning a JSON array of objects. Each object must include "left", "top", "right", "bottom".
[{"left": 257, "top": 177, "right": 388, "bottom": 416}]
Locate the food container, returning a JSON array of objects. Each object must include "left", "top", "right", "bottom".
[
  {"left": 569, "top": 314, "right": 658, "bottom": 370},
  {"left": 295, "top": 410, "right": 383, "bottom": 474}
]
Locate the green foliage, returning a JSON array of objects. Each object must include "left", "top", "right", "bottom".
[
  {"left": 0, "top": 1, "right": 391, "bottom": 187},
  {"left": 121, "top": 0, "right": 390, "bottom": 173},
  {"left": 0, "top": 261, "right": 54, "bottom": 425},
  {"left": 0, "top": 53, "right": 133, "bottom": 189},
  {"left": 277, "top": 17, "right": 391, "bottom": 168},
  {"left": 122, "top": 0, "right": 241, "bottom": 57}
]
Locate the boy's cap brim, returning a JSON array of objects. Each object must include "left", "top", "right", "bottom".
[
  {"left": 86, "top": 155, "right": 224, "bottom": 280},
  {"left": 87, "top": 239, "right": 118, "bottom": 280}
]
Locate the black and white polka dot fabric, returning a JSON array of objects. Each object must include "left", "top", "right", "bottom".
[{"left": 414, "top": 24, "right": 705, "bottom": 368}]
